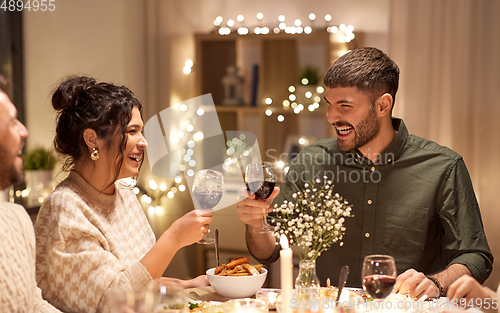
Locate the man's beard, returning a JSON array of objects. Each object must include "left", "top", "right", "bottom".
[
  {"left": 337, "top": 105, "right": 380, "bottom": 152},
  {"left": 0, "top": 144, "right": 23, "bottom": 190}
]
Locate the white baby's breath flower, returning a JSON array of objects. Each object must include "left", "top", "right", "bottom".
[{"left": 271, "top": 178, "right": 352, "bottom": 261}]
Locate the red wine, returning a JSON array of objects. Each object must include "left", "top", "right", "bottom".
[
  {"left": 193, "top": 190, "right": 223, "bottom": 210},
  {"left": 362, "top": 275, "right": 396, "bottom": 299},
  {"left": 246, "top": 181, "right": 275, "bottom": 200}
]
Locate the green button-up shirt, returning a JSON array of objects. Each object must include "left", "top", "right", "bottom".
[{"left": 260, "top": 118, "right": 492, "bottom": 288}]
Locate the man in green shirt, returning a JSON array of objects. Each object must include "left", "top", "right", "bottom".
[{"left": 236, "top": 47, "right": 492, "bottom": 299}]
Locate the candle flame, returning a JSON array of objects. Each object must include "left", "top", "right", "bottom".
[{"left": 280, "top": 234, "right": 289, "bottom": 249}]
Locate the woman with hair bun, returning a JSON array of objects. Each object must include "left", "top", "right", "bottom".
[{"left": 35, "top": 76, "right": 212, "bottom": 313}]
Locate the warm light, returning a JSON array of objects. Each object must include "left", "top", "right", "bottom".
[
  {"left": 294, "top": 107, "right": 301, "bottom": 114},
  {"left": 187, "top": 140, "right": 195, "bottom": 148},
  {"left": 186, "top": 124, "right": 194, "bottom": 132},
  {"left": 278, "top": 15, "right": 285, "bottom": 22},
  {"left": 325, "top": 14, "right": 332, "bottom": 22},
  {"left": 256, "top": 12, "right": 264, "bottom": 20},
  {"left": 284, "top": 166, "right": 290, "bottom": 173},
  {"left": 279, "top": 22, "right": 286, "bottom": 30},
  {"left": 148, "top": 206, "right": 155, "bottom": 214},
  {"left": 288, "top": 86, "right": 295, "bottom": 93},
  {"left": 347, "top": 25, "right": 354, "bottom": 32},
  {"left": 297, "top": 104, "right": 304, "bottom": 111},
  {"left": 149, "top": 180, "right": 157, "bottom": 190},
  {"left": 265, "top": 109, "right": 272, "bottom": 116},
  {"left": 193, "top": 131, "right": 204, "bottom": 141},
  {"left": 185, "top": 60, "right": 193, "bottom": 67},
  {"left": 254, "top": 27, "right": 261, "bottom": 34},
  {"left": 283, "top": 100, "right": 290, "bottom": 107},
  {"left": 301, "top": 78, "right": 309, "bottom": 85},
  {"left": 133, "top": 187, "right": 140, "bottom": 194},
  {"left": 237, "top": 15, "right": 244, "bottom": 22},
  {"left": 261, "top": 27, "right": 269, "bottom": 34},
  {"left": 309, "top": 13, "right": 316, "bottom": 21},
  {"left": 174, "top": 175, "right": 182, "bottom": 183},
  {"left": 227, "top": 19, "right": 235, "bottom": 27},
  {"left": 289, "top": 94, "right": 296, "bottom": 101},
  {"left": 296, "top": 26, "right": 303, "bottom": 34},
  {"left": 183, "top": 154, "right": 191, "bottom": 162},
  {"left": 273, "top": 27, "right": 280, "bottom": 34},
  {"left": 280, "top": 234, "right": 289, "bottom": 249},
  {"left": 277, "top": 115, "right": 285, "bottom": 122},
  {"left": 187, "top": 149, "right": 194, "bottom": 155},
  {"left": 160, "top": 184, "right": 167, "bottom": 191},
  {"left": 156, "top": 206, "right": 164, "bottom": 215},
  {"left": 294, "top": 19, "right": 301, "bottom": 26},
  {"left": 187, "top": 169, "right": 195, "bottom": 177},
  {"left": 265, "top": 97, "right": 272, "bottom": 105},
  {"left": 179, "top": 184, "right": 186, "bottom": 192},
  {"left": 316, "top": 86, "right": 324, "bottom": 94},
  {"left": 238, "top": 27, "right": 249, "bottom": 35},
  {"left": 189, "top": 160, "right": 196, "bottom": 167},
  {"left": 291, "top": 102, "right": 297, "bottom": 109},
  {"left": 183, "top": 67, "right": 191, "bottom": 74},
  {"left": 167, "top": 191, "right": 174, "bottom": 199},
  {"left": 180, "top": 104, "right": 188, "bottom": 111},
  {"left": 308, "top": 104, "right": 315, "bottom": 112},
  {"left": 331, "top": 26, "right": 338, "bottom": 33},
  {"left": 339, "top": 24, "right": 346, "bottom": 31},
  {"left": 277, "top": 161, "right": 285, "bottom": 168},
  {"left": 197, "top": 109, "right": 204, "bottom": 116},
  {"left": 215, "top": 16, "right": 223, "bottom": 23},
  {"left": 304, "top": 26, "right": 312, "bottom": 34},
  {"left": 305, "top": 91, "right": 312, "bottom": 98},
  {"left": 177, "top": 131, "right": 184, "bottom": 138}
]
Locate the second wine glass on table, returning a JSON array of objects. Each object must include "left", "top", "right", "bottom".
[
  {"left": 245, "top": 162, "right": 276, "bottom": 234},
  {"left": 361, "top": 254, "right": 397, "bottom": 312},
  {"left": 192, "top": 169, "right": 224, "bottom": 244}
]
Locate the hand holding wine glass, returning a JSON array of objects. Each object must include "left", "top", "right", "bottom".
[
  {"left": 245, "top": 162, "right": 276, "bottom": 234},
  {"left": 362, "top": 254, "right": 397, "bottom": 312},
  {"left": 192, "top": 169, "right": 223, "bottom": 244}
]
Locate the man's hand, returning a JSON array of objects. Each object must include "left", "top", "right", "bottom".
[
  {"left": 446, "top": 275, "right": 493, "bottom": 303},
  {"left": 236, "top": 187, "right": 280, "bottom": 230},
  {"left": 393, "top": 269, "right": 440, "bottom": 299}
]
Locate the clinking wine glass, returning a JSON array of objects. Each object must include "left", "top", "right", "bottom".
[
  {"left": 361, "top": 254, "right": 397, "bottom": 313},
  {"left": 245, "top": 162, "right": 276, "bottom": 234},
  {"left": 192, "top": 169, "right": 223, "bottom": 244}
]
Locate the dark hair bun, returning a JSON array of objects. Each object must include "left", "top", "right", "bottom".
[{"left": 52, "top": 76, "right": 96, "bottom": 111}]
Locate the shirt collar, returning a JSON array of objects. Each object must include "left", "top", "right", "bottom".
[{"left": 350, "top": 118, "right": 408, "bottom": 166}]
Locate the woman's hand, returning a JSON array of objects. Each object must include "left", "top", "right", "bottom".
[{"left": 165, "top": 210, "right": 214, "bottom": 248}]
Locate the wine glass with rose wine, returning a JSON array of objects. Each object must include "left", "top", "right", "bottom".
[
  {"left": 192, "top": 169, "right": 223, "bottom": 244},
  {"left": 362, "top": 254, "right": 397, "bottom": 312},
  {"left": 245, "top": 162, "right": 276, "bottom": 234}
]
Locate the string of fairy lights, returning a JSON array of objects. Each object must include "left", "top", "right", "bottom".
[{"left": 213, "top": 12, "right": 355, "bottom": 42}]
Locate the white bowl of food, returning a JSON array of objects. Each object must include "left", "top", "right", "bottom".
[{"left": 206, "top": 259, "right": 268, "bottom": 298}]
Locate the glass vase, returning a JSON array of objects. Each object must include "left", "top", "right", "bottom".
[
  {"left": 295, "top": 259, "right": 321, "bottom": 303},
  {"left": 295, "top": 259, "right": 320, "bottom": 289}
]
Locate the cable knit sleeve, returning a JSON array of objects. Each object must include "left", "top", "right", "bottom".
[{"left": 35, "top": 182, "right": 155, "bottom": 313}]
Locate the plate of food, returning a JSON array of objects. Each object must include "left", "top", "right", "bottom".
[{"left": 206, "top": 257, "right": 267, "bottom": 298}]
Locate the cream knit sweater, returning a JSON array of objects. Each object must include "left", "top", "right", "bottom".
[
  {"left": 0, "top": 201, "right": 62, "bottom": 313},
  {"left": 35, "top": 171, "right": 156, "bottom": 313}
]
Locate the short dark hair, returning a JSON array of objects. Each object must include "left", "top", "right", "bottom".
[
  {"left": 52, "top": 76, "right": 142, "bottom": 181},
  {"left": 323, "top": 47, "right": 400, "bottom": 105}
]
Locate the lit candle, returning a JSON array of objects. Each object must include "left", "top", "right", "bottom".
[{"left": 280, "top": 234, "right": 293, "bottom": 313}]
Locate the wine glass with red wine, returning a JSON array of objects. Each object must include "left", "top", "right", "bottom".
[
  {"left": 362, "top": 254, "right": 397, "bottom": 312},
  {"left": 245, "top": 162, "right": 276, "bottom": 234},
  {"left": 192, "top": 169, "right": 224, "bottom": 244}
]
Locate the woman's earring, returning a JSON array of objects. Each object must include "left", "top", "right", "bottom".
[{"left": 91, "top": 147, "right": 100, "bottom": 161}]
